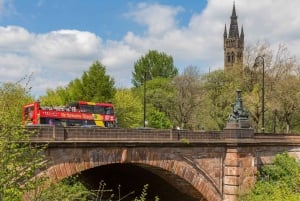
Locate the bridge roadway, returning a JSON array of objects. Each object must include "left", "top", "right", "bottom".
[{"left": 28, "top": 126, "right": 300, "bottom": 201}]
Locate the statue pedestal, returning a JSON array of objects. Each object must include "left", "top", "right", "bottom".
[
  {"left": 226, "top": 120, "right": 250, "bottom": 129},
  {"left": 224, "top": 120, "right": 254, "bottom": 138}
]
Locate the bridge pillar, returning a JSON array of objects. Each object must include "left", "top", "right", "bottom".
[
  {"left": 223, "top": 145, "right": 240, "bottom": 201},
  {"left": 222, "top": 128, "right": 256, "bottom": 201}
]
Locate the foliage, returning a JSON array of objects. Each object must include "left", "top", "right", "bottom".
[
  {"left": 134, "top": 184, "right": 159, "bottom": 201},
  {"left": 68, "top": 61, "right": 116, "bottom": 102},
  {"left": 0, "top": 80, "right": 46, "bottom": 200},
  {"left": 36, "top": 177, "right": 91, "bottom": 201},
  {"left": 39, "top": 87, "right": 69, "bottom": 106},
  {"left": 203, "top": 70, "right": 236, "bottom": 130},
  {"left": 40, "top": 61, "right": 116, "bottom": 105},
  {"left": 171, "top": 66, "right": 204, "bottom": 129},
  {"left": 239, "top": 152, "right": 300, "bottom": 201},
  {"left": 147, "top": 109, "right": 171, "bottom": 129},
  {"left": 37, "top": 178, "right": 160, "bottom": 201},
  {"left": 142, "top": 77, "right": 175, "bottom": 128},
  {"left": 145, "top": 78, "right": 175, "bottom": 115},
  {"left": 242, "top": 42, "right": 300, "bottom": 133},
  {"left": 242, "top": 84, "right": 261, "bottom": 131},
  {"left": 132, "top": 50, "right": 178, "bottom": 87},
  {"left": 113, "top": 89, "right": 143, "bottom": 128}
]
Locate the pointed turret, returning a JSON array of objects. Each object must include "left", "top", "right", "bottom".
[
  {"left": 224, "top": 24, "right": 227, "bottom": 38},
  {"left": 240, "top": 25, "right": 244, "bottom": 40}
]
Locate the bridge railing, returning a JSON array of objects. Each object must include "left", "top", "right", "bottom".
[
  {"left": 27, "top": 126, "right": 224, "bottom": 142},
  {"left": 27, "top": 126, "right": 300, "bottom": 143}
]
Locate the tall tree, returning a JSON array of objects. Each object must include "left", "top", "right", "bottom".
[
  {"left": 132, "top": 50, "right": 178, "bottom": 87},
  {"left": 39, "top": 86, "right": 69, "bottom": 106},
  {"left": 0, "top": 81, "right": 46, "bottom": 200},
  {"left": 171, "top": 66, "right": 204, "bottom": 129},
  {"left": 203, "top": 69, "right": 241, "bottom": 130},
  {"left": 266, "top": 45, "right": 300, "bottom": 133},
  {"left": 40, "top": 61, "right": 116, "bottom": 105},
  {"left": 68, "top": 61, "right": 116, "bottom": 102},
  {"left": 242, "top": 43, "right": 300, "bottom": 133},
  {"left": 113, "top": 89, "right": 143, "bottom": 128},
  {"left": 145, "top": 78, "right": 175, "bottom": 121}
]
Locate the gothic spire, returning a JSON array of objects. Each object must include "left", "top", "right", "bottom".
[
  {"left": 229, "top": 2, "right": 239, "bottom": 38},
  {"left": 224, "top": 24, "right": 227, "bottom": 38},
  {"left": 231, "top": 2, "right": 237, "bottom": 17},
  {"left": 240, "top": 25, "right": 244, "bottom": 39}
]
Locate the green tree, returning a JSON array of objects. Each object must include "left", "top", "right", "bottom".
[
  {"left": 241, "top": 42, "right": 300, "bottom": 133},
  {"left": 132, "top": 50, "right": 178, "bottom": 87},
  {"left": 68, "top": 61, "right": 116, "bottom": 102},
  {"left": 269, "top": 75, "right": 300, "bottom": 133},
  {"left": 113, "top": 89, "right": 143, "bottom": 128},
  {"left": 144, "top": 77, "right": 175, "bottom": 127},
  {"left": 203, "top": 70, "right": 237, "bottom": 130},
  {"left": 0, "top": 81, "right": 46, "bottom": 200},
  {"left": 239, "top": 152, "right": 300, "bottom": 201},
  {"left": 40, "top": 61, "right": 116, "bottom": 105},
  {"left": 39, "top": 86, "right": 69, "bottom": 106},
  {"left": 171, "top": 66, "right": 204, "bottom": 129},
  {"left": 147, "top": 109, "right": 171, "bottom": 129}
]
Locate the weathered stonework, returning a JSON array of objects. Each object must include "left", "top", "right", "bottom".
[{"left": 29, "top": 126, "right": 300, "bottom": 201}]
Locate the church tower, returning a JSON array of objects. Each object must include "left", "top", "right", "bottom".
[{"left": 224, "top": 3, "right": 244, "bottom": 71}]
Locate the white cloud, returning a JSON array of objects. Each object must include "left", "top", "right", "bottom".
[
  {"left": 0, "top": 27, "right": 102, "bottom": 94},
  {"left": 0, "top": 26, "right": 33, "bottom": 52},
  {"left": 1, "top": 0, "right": 300, "bottom": 96},
  {"left": 31, "top": 30, "right": 101, "bottom": 61},
  {"left": 0, "top": 54, "right": 38, "bottom": 79},
  {"left": 125, "top": 3, "right": 183, "bottom": 36}
]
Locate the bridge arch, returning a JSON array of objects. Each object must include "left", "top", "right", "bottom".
[{"left": 42, "top": 147, "right": 222, "bottom": 201}]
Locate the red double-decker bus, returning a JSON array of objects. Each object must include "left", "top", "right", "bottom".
[{"left": 22, "top": 101, "right": 116, "bottom": 128}]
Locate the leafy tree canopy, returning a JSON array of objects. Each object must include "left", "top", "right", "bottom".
[
  {"left": 239, "top": 152, "right": 300, "bottom": 201},
  {"left": 132, "top": 50, "right": 178, "bottom": 87},
  {"left": 40, "top": 61, "right": 116, "bottom": 105},
  {"left": 68, "top": 61, "right": 116, "bottom": 102},
  {"left": 113, "top": 88, "right": 143, "bottom": 128},
  {"left": 0, "top": 80, "right": 46, "bottom": 200}
]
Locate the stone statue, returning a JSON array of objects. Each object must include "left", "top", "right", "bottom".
[{"left": 227, "top": 89, "right": 250, "bottom": 128}]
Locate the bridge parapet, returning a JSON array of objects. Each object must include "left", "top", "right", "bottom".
[
  {"left": 27, "top": 126, "right": 300, "bottom": 146},
  {"left": 28, "top": 126, "right": 225, "bottom": 142}
]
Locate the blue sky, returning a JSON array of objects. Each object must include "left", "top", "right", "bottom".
[
  {"left": 0, "top": 0, "right": 300, "bottom": 97},
  {"left": 2, "top": 0, "right": 206, "bottom": 39}
]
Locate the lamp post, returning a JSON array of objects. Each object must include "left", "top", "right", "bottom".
[
  {"left": 143, "top": 71, "right": 147, "bottom": 127},
  {"left": 254, "top": 55, "right": 265, "bottom": 133}
]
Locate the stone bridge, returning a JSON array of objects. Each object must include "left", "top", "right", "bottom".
[{"left": 29, "top": 126, "right": 300, "bottom": 201}]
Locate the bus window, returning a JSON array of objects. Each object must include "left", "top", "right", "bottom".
[
  {"left": 80, "top": 105, "right": 94, "bottom": 113},
  {"left": 94, "top": 105, "right": 105, "bottom": 114},
  {"left": 105, "top": 106, "right": 114, "bottom": 115},
  {"left": 24, "top": 106, "right": 34, "bottom": 120},
  {"left": 67, "top": 119, "right": 82, "bottom": 126},
  {"left": 23, "top": 106, "right": 34, "bottom": 125}
]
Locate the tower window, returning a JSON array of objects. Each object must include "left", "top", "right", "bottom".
[
  {"left": 231, "top": 52, "right": 235, "bottom": 63},
  {"left": 227, "top": 53, "right": 231, "bottom": 62}
]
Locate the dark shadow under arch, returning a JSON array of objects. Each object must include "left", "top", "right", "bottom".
[{"left": 77, "top": 163, "right": 206, "bottom": 201}]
